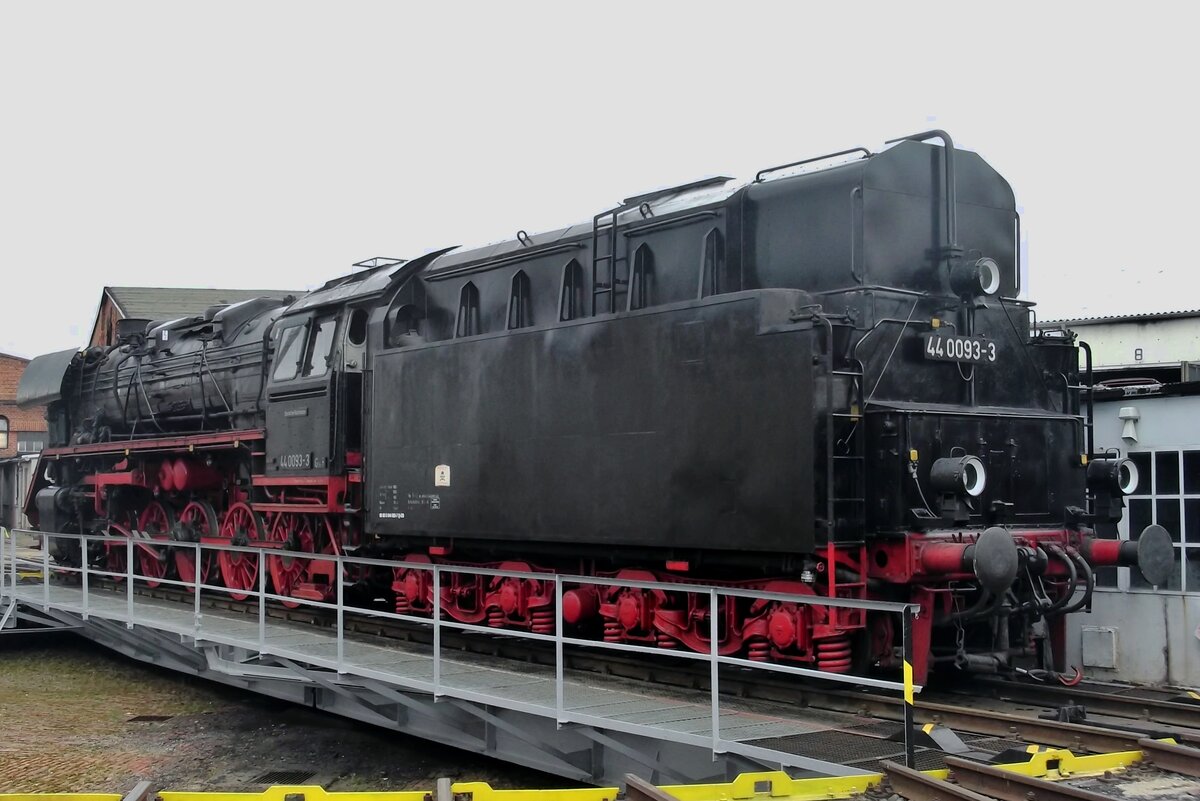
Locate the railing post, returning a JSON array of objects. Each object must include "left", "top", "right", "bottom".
[
  {"left": 903, "top": 605, "right": 916, "bottom": 769},
  {"left": 1, "top": 527, "right": 7, "bottom": 596},
  {"left": 257, "top": 547, "right": 266, "bottom": 653},
  {"left": 555, "top": 575, "right": 564, "bottom": 727},
  {"left": 709, "top": 587, "right": 720, "bottom": 759},
  {"left": 193, "top": 542, "right": 202, "bottom": 640},
  {"left": 42, "top": 533, "right": 50, "bottom": 608},
  {"left": 126, "top": 535, "right": 134, "bottom": 627},
  {"left": 81, "top": 535, "right": 89, "bottom": 620},
  {"left": 432, "top": 565, "right": 441, "bottom": 699},
  {"left": 336, "top": 553, "right": 345, "bottom": 674}
]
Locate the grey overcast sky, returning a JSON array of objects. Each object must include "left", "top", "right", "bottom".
[{"left": 2, "top": 2, "right": 1197, "bottom": 358}]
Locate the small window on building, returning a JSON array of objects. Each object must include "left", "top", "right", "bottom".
[
  {"left": 699, "top": 228, "right": 729, "bottom": 298},
  {"left": 456, "top": 281, "right": 482, "bottom": 337},
  {"left": 629, "top": 244, "right": 655, "bottom": 311},
  {"left": 508, "top": 270, "right": 533, "bottom": 330},
  {"left": 272, "top": 323, "right": 308, "bottom": 381},
  {"left": 17, "top": 435, "right": 43, "bottom": 453},
  {"left": 560, "top": 259, "right": 586, "bottom": 321},
  {"left": 0, "top": 416, "right": 8, "bottom": 450},
  {"left": 304, "top": 315, "right": 337, "bottom": 378}
]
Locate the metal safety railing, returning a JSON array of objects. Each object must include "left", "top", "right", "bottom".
[{"left": 0, "top": 527, "right": 923, "bottom": 770}]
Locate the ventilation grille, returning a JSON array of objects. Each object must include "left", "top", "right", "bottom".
[{"left": 252, "top": 770, "right": 317, "bottom": 785}]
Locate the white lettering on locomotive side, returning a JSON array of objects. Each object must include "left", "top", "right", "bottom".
[
  {"left": 278, "top": 453, "right": 313, "bottom": 470},
  {"left": 922, "top": 333, "right": 998, "bottom": 365}
]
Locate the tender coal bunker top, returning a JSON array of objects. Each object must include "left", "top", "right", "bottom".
[
  {"left": 862, "top": 140, "right": 1015, "bottom": 210},
  {"left": 744, "top": 141, "right": 1018, "bottom": 297},
  {"left": 422, "top": 179, "right": 741, "bottom": 278},
  {"left": 404, "top": 140, "right": 1018, "bottom": 330}
]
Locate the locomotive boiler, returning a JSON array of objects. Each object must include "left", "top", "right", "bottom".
[{"left": 17, "top": 131, "right": 1173, "bottom": 683}]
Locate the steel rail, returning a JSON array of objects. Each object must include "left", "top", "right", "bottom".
[
  {"left": 942, "top": 754, "right": 1115, "bottom": 801},
  {"left": 1138, "top": 737, "right": 1200, "bottom": 778},
  {"left": 964, "top": 677, "right": 1200, "bottom": 730},
  {"left": 816, "top": 691, "right": 1144, "bottom": 754},
  {"left": 881, "top": 760, "right": 993, "bottom": 801}
]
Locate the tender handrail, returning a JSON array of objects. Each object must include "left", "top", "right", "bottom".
[{"left": 754, "top": 147, "right": 872, "bottom": 183}]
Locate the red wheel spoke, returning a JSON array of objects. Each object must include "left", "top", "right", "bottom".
[
  {"left": 176, "top": 501, "right": 219, "bottom": 590},
  {"left": 135, "top": 501, "right": 175, "bottom": 588},
  {"left": 267, "top": 513, "right": 317, "bottom": 608},
  {"left": 217, "top": 502, "right": 263, "bottom": 601}
]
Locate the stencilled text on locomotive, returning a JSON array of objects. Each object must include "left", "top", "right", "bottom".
[
  {"left": 408, "top": 492, "right": 442, "bottom": 510},
  {"left": 921, "top": 333, "right": 998, "bottom": 364},
  {"left": 278, "top": 453, "right": 312, "bottom": 469},
  {"left": 376, "top": 484, "right": 402, "bottom": 517}
]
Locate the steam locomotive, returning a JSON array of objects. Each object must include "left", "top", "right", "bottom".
[{"left": 18, "top": 131, "right": 1173, "bottom": 684}]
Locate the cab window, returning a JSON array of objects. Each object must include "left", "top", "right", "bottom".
[
  {"left": 272, "top": 323, "right": 308, "bottom": 381},
  {"left": 304, "top": 315, "right": 337, "bottom": 378}
]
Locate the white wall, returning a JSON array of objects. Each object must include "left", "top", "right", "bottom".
[
  {"left": 1068, "top": 317, "right": 1200, "bottom": 370},
  {"left": 1063, "top": 394, "right": 1200, "bottom": 685}
]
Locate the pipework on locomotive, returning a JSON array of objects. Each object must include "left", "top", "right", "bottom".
[{"left": 16, "top": 131, "right": 1174, "bottom": 684}]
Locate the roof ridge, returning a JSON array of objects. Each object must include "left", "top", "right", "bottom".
[{"left": 1039, "top": 308, "right": 1200, "bottom": 325}]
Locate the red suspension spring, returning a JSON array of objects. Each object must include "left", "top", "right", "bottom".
[
  {"left": 530, "top": 610, "right": 554, "bottom": 634},
  {"left": 487, "top": 608, "right": 507, "bottom": 628},
  {"left": 603, "top": 621, "right": 622, "bottom": 642},
  {"left": 747, "top": 641, "right": 770, "bottom": 662},
  {"left": 815, "top": 635, "right": 853, "bottom": 673},
  {"left": 656, "top": 633, "right": 678, "bottom": 649},
  {"left": 394, "top": 594, "right": 410, "bottom": 616}
]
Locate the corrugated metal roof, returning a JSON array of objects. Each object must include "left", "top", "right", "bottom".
[
  {"left": 105, "top": 286, "right": 302, "bottom": 321},
  {"left": 1039, "top": 309, "right": 1200, "bottom": 327}
]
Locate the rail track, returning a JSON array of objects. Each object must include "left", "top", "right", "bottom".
[
  {"left": 881, "top": 740, "right": 1200, "bottom": 801},
  {"left": 942, "top": 676, "right": 1200, "bottom": 731}
]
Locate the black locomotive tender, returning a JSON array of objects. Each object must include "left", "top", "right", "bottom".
[{"left": 19, "top": 131, "right": 1172, "bottom": 683}]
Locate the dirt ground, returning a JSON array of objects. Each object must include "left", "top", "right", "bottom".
[{"left": 0, "top": 634, "right": 560, "bottom": 794}]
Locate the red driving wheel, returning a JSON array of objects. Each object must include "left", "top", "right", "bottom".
[
  {"left": 136, "top": 501, "right": 175, "bottom": 588},
  {"left": 217, "top": 502, "right": 263, "bottom": 601},
  {"left": 266, "top": 512, "right": 316, "bottom": 608},
  {"left": 175, "top": 500, "right": 220, "bottom": 591}
]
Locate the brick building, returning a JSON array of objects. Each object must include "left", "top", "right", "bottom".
[
  {"left": 0, "top": 352, "right": 47, "bottom": 458},
  {"left": 1, "top": 353, "right": 47, "bottom": 528}
]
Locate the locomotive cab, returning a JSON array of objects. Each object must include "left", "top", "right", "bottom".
[{"left": 265, "top": 311, "right": 340, "bottom": 475}]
